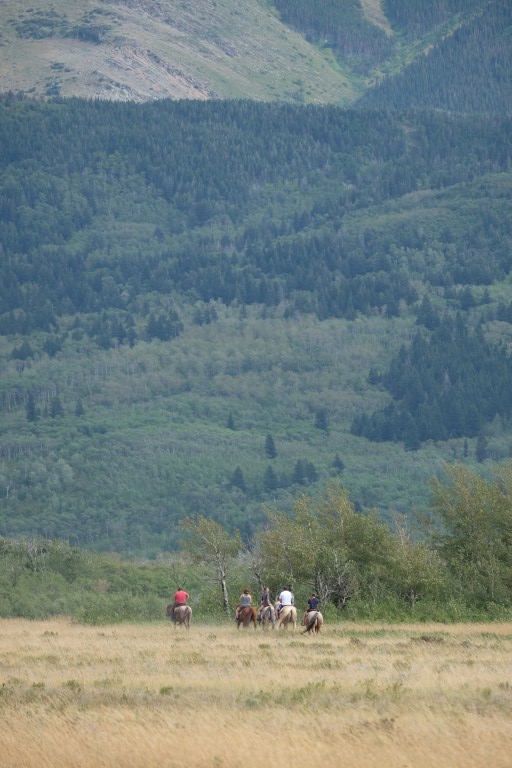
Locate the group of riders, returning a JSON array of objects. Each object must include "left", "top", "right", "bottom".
[
  {"left": 168, "top": 584, "right": 320, "bottom": 626},
  {"left": 235, "top": 585, "right": 320, "bottom": 626}
]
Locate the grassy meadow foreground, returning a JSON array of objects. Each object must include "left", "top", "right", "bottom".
[{"left": 1, "top": 619, "right": 512, "bottom": 768}]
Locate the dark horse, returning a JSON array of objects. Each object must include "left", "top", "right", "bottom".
[{"left": 237, "top": 605, "right": 258, "bottom": 629}]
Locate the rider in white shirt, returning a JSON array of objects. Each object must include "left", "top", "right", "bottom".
[
  {"left": 278, "top": 587, "right": 294, "bottom": 605},
  {"left": 277, "top": 586, "right": 294, "bottom": 616}
]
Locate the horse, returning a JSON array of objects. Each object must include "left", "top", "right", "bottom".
[
  {"left": 260, "top": 604, "right": 276, "bottom": 629},
  {"left": 169, "top": 604, "right": 192, "bottom": 628},
  {"left": 302, "top": 610, "right": 323, "bottom": 635},
  {"left": 237, "top": 605, "right": 258, "bottom": 629},
  {"left": 275, "top": 604, "right": 297, "bottom": 630}
]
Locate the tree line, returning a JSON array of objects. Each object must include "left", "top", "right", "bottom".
[{"left": 1, "top": 465, "right": 511, "bottom": 623}]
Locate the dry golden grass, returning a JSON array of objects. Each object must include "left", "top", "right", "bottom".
[{"left": 1, "top": 618, "right": 512, "bottom": 767}]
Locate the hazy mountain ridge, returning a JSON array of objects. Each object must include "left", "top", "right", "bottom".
[{"left": 0, "top": 0, "right": 510, "bottom": 111}]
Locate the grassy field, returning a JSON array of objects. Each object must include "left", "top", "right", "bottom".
[{"left": 1, "top": 619, "right": 512, "bottom": 767}]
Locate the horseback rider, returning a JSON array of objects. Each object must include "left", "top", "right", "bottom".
[
  {"left": 302, "top": 592, "right": 320, "bottom": 626},
  {"left": 235, "top": 587, "right": 252, "bottom": 621},
  {"left": 258, "top": 585, "right": 272, "bottom": 621},
  {"left": 276, "top": 585, "right": 294, "bottom": 618},
  {"left": 170, "top": 586, "right": 189, "bottom": 619}
]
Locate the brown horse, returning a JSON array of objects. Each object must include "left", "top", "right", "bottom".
[
  {"left": 260, "top": 604, "right": 276, "bottom": 629},
  {"left": 170, "top": 604, "right": 192, "bottom": 628},
  {"left": 276, "top": 604, "right": 297, "bottom": 630},
  {"left": 237, "top": 605, "right": 258, "bottom": 629},
  {"left": 302, "top": 610, "right": 323, "bottom": 635}
]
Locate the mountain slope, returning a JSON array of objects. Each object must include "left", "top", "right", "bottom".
[
  {"left": 1, "top": 0, "right": 511, "bottom": 113},
  {"left": 0, "top": 0, "right": 354, "bottom": 103},
  {"left": 1, "top": 97, "right": 512, "bottom": 554},
  {"left": 358, "top": 0, "right": 512, "bottom": 113}
]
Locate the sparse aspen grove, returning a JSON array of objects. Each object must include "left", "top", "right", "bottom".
[{"left": 1, "top": 467, "right": 512, "bottom": 624}]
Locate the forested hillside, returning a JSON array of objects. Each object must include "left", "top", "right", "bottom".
[
  {"left": 358, "top": 0, "right": 512, "bottom": 113},
  {"left": 271, "top": 0, "right": 512, "bottom": 114},
  {"left": 1, "top": 96, "right": 512, "bottom": 555}
]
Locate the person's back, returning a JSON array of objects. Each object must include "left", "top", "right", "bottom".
[
  {"left": 236, "top": 587, "right": 252, "bottom": 620},
  {"left": 307, "top": 594, "right": 319, "bottom": 611},
  {"left": 169, "top": 587, "right": 189, "bottom": 620},
  {"left": 278, "top": 588, "right": 293, "bottom": 606},
  {"left": 174, "top": 589, "right": 189, "bottom": 605},
  {"left": 277, "top": 587, "right": 293, "bottom": 617}
]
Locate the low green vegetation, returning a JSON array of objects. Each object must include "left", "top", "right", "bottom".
[{"left": 1, "top": 467, "right": 511, "bottom": 624}]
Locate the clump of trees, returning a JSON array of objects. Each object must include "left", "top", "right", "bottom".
[
  {"left": 178, "top": 464, "right": 512, "bottom": 621},
  {"left": 1, "top": 464, "right": 512, "bottom": 624}
]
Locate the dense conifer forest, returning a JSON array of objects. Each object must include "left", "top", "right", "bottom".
[{"left": 358, "top": 0, "right": 512, "bottom": 114}]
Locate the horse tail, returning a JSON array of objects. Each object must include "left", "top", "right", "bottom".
[{"left": 302, "top": 611, "right": 318, "bottom": 634}]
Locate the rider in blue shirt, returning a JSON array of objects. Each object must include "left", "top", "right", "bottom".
[{"left": 302, "top": 592, "right": 320, "bottom": 625}]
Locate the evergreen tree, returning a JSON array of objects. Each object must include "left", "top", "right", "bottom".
[
  {"left": 476, "top": 434, "right": 488, "bottom": 463},
  {"left": 264, "top": 433, "right": 277, "bottom": 459},
  {"left": 26, "top": 392, "right": 38, "bottom": 422},
  {"left": 264, "top": 465, "right": 278, "bottom": 492},
  {"left": 231, "top": 467, "right": 246, "bottom": 493},
  {"left": 293, "top": 459, "right": 318, "bottom": 485},
  {"left": 50, "top": 396, "right": 64, "bottom": 418},
  {"left": 315, "top": 408, "right": 329, "bottom": 434},
  {"left": 226, "top": 412, "right": 235, "bottom": 430},
  {"left": 293, "top": 459, "right": 306, "bottom": 485},
  {"left": 416, "top": 295, "right": 439, "bottom": 329},
  {"left": 403, "top": 415, "right": 421, "bottom": 451},
  {"left": 332, "top": 454, "right": 345, "bottom": 474}
]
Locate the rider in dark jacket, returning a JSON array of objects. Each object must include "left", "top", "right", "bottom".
[{"left": 302, "top": 592, "right": 320, "bottom": 625}]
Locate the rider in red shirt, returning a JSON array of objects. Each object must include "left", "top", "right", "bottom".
[
  {"left": 174, "top": 588, "right": 189, "bottom": 605},
  {"left": 170, "top": 588, "right": 189, "bottom": 619}
]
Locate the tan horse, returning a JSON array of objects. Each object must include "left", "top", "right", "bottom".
[
  {"left": 170, "top": 604, "right": 192, "bottom": 628},
  {"left": 237, "top": 605, "right": 258, "bottom": 629},
  {"left": 260, "top": 604, "right": 276, "bottom": 629},
  {"left": 276, "top": 604, "right": 297, "bottom": 630},
  {"left": 302, "top": 610, "right": 323, "bottom": 635}
]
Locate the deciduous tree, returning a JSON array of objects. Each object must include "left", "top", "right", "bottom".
[{"left": 180, "top": 516, "right": 244, "bottom": 617}]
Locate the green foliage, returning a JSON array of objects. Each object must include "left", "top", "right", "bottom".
[
  {"left": 1, "top": 97, "right": 512, "bottom": 553},
  {"left": 429, "top": 463, "right": 512, "bottom": 607},
  {"left": 352, "top": 317, "right": 512, "bottom": 445},
  {"left": 2, "top": 461, "right": 512, "bottom": 622},
  {"left": 0, "top": 536, "right": 198, "bottom": 623},
  {"left": 255, "top": 485, "right": 444, "bottom": 610}
]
